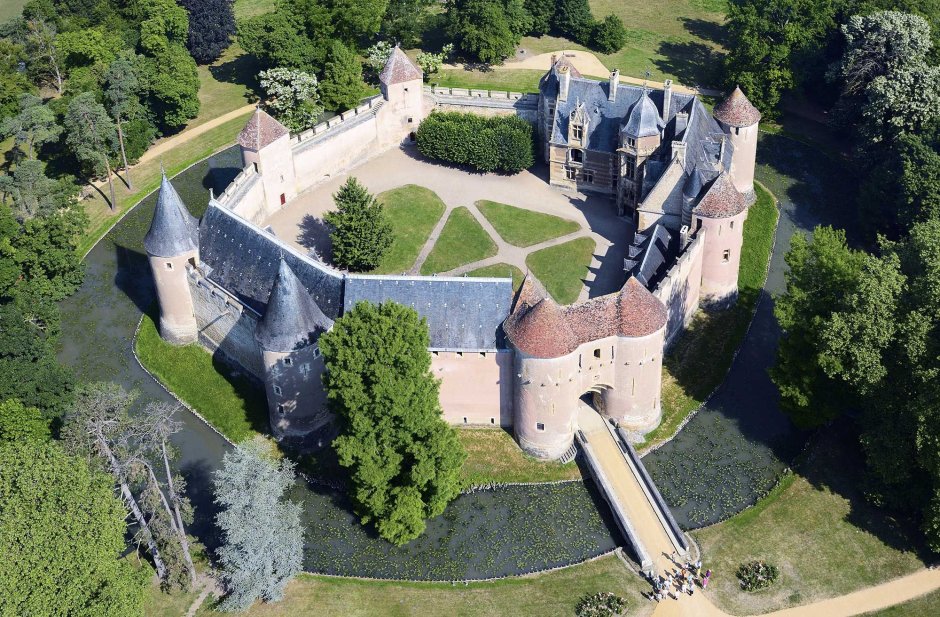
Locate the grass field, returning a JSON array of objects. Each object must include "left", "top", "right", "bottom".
[
  {"left": 458, "top": 427, "right": 581, "bottom": 486},
  {"left": 135, "top": 312, "right": 268, "bottom": 443},
  {"left": 420, "top": 207, "right": 498, "bottom": 275},
  {"left": 476, "top": 200, "right": 580, "bottom": 248},
  {"left": 190, "top": 554, "right": 651, "bottom": 617},
  {"left": 372, "top": 185, "right": 447, "bottom": 274},
  {"left": 466, "top": 263, "right": 525, "bottom": 291},
  {"left": 525, "top": 237, "right": 596, "bottom": 304},
  {"left": 234, "top": 0, "right": 277, "bottom": 21},
  {"left": 640, "top": 183, "right": 778, "bottom": 450},
  {"left": 0, "top": 0, "right": 26, "bottom": 22},
  {"left": 693, "top": 429, "right": 929, "bottom": 615}
]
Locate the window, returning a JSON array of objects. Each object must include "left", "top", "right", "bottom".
[
  {"left": 165, "top": 262, "right": 173, "bottom": 270},
  {"left": 565, "top": 166, "right": 577, "bottom": 180},
  {"left": 536, "top": 422, "right": 545, "bottom": 431},
  {"left": 548, "top": 103, "right": 556, "bottom": 117},
  {"left": 277, "top": 404, "right": 285, "bottom": 415},
  {"left": 570, "top": 149, "right": 583, "bottom": 163},
  {"left": 283, "top": 357, "right": 293, "bottom": 366},
  {"left": 273, "top": 385, "right": 282, "bottom": 396},
  {"left": 463, "top": 417, "right": 468, "bottom": 424},
  {"left": 404, "top": 87, "right": 409, "bottom": 92},
  {"left": 722, "top": 249, "right": 731, "bottom": 262},
  {"left": 729, "top": 220, "right": 735, "bottom": 230},
  {"left": 612, "top": 177, "right": 618, "bottom": 189},
  {"left": 313, "top": 347, "right": 321, "bottom": 358},
  {"left": 279, "top": 174, "right": 285, "bottom": 182},
  {"left": 734, "top": 127, "right": 740, "bottom": 135},
  {"left": 593, "top": 349, "right": 601, "bottom": 359},
  {"left": 300, "top": 363, "right": 311, "bottom": 375},
  {"left": 252, "top": 162, "right": 259, "bottom": 173},
  {"left": 582, "top": 170, "right": 594, "bottom": 183},
  {"left": 625, "top": 157, "right": 636, "bottom": 179},
  {"left": 408, "top": 117, "right": 414, "bottom": 123},
  {"left": 627, "top": 137, "right": 636, "bottom": 147},
  {"left": 572, "top": 125, "right": 583, "bottom": 141},
  {"left": 490, "top": 418, "right": 495, "bottom": 425}
]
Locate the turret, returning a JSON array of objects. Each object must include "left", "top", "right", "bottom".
[
  {"left": 255, "top": 259, "right": 334, "bottom": 438},
  {"left": 713, "top": 87, "right": 761, "bottom": 202},
  {"left": 144, "top": 172, "right": 199, "bottom": 345},
  {"left": 378, "top": 46, "right": 425, "bottom": 144},
  {"left": 693, "top": 173, "right": 748, "bottom": 305},
  {"left": 618, "top": 91, "right": 664, "bottom": 213},
  {"left": 238, "top": 108, "right": 295, "bottom": 218}
]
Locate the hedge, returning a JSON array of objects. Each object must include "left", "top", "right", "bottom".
[{"left": 415, "top": 111, "right": 535, "bottom": 173}]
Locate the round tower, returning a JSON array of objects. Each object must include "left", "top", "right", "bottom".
[
  {"left": 600, "top": 278, "right": 667, "bottom": 431},
  {"left": 693, "top": 173, "right": 748, "bottom": 305},
  {"left": 255, "top": 259, "right": 334, "bottom": 438},
  {"left": 713, "top": 86, "right": 761, "bottom": 202},
  {"left": 144, "top": 172, "right": 199, "bottom": 345}
]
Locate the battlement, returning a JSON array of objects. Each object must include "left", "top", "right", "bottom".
[
  {"left": 426, "top": 86, "right": 538, "bottom": 120},
  {"left": 291, "top": 96, "right": 384, "bottom": 147},
  {"left": 215, "top": 165, "right": 259, "bottom": 208}
]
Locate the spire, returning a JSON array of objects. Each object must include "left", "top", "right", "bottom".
[
  {"left": 237, "top": 107, "right": 289, "bottom": 151},
  {"left": 144, "top": 172, "right": 199, "bottom": 258},
  {"left": 622, "top": 91, "right": 665, "bottom": 138},
  {"left": 379, "top": 46, "right": 423, "bottom": 85},
  {"left": 713, "top": 86, "right": 761, "bottom": 128},
  {"left": 255, "top": 259, "right": 333, "bottom": 352}
]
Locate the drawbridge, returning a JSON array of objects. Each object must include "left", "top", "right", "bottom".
[{"left": 576, "top": 404, "right": 689, "bottom": 574}]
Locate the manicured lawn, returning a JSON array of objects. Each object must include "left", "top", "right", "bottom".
[
  {"left": 525, "top": 237, "right": 596, "bottom": 304},
  {"left": 434, "top": 69, "right": 553, "bottom": 94},
  {"left": 476, "top": 200, "right": 580, "bottom": 248},
  {"left": 866, "top": 590, "right": 940, "bottom": 616},
  {"left": 458, "top": 428, "right": 581, "bottom": 486},
  {"left": 78, "top": 111, "right": 254, "bottom": 257},
  {"left": 135, "top": 312, "right": 268, "bottom": 443},
  {"left": 640, "top": 182, "right": 778, "bottom": 451},
  {"left": 234, "top": 0, "right": 277, "bottom": 20},
  {"left": 194, "top": 554, "right": 652, "bottom": 617},
  {"left": 372, "top": 185, "right": 447, "bottom": 274},
  {"left": 420, "top": 207, "right": 498, "bottom": 275},
  {"left": 466, "top": 263, "right": 525, "bottom": 292},
  {"left": 693, "top": 428, "right": 929, "bottom": 615},
  {"left": 143, "top": 578, "right": 201, "bottom": 617},
  {"left": 0, "top": 0, "right": 26, "bottom": 22}
]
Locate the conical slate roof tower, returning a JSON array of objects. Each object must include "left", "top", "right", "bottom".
[
  {"left": 255, "top": 259, "right": 333, "bottom": 352},
  {"left": 144, "top": 172, "right": 199, "bottom": 258}
]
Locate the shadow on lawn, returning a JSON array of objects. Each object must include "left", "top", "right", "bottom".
[
  {"left": 654, "top": 39, "right": 722, "bottom": 89},
  {"left": 208, "top": 52, "right": 262, "bottom": 102}
]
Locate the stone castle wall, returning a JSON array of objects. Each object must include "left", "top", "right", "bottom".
[
  {"left": 433, "top": 350, "right": 514, "bottom": 427},
  {"left": 653, "top": 231, "right": 705, "bottom": 346},
  {"left": 425, "top": 87, "right": 539, "bottom": 121}
]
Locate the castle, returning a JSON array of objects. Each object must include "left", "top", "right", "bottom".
[{"left": 144, "top": 49, "right": 760, "bottom": 460}]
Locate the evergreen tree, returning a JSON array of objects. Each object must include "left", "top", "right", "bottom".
[
  {"left": 319, "top": 41, "right": 366, "bottom": 112},
  {"left": 181, "top": 0, "right": 236, "bottom": 64},
  {"left": 319, "top": 301, "right": 467, "bottom": 545},
  {"left": 213, "top": 439, "right": 303, "bottom": 612},
  {"left": 553, "top": 0, "right": 595, "bottom": 45},
  {"left": 64, "top": 92, "right": 118, "bottom": 208},
  {"left": 0, "top": 93, "right": 60, "bottom": 160},
  {"left": 324, "top": 177, "right": 392, "bottom": 271},
  {"left": 592, "top": 14, "right": 628, "bottom": 54},
  {"left": 0, "top": 439, "right": 148, "bottom": 617},
  {"left": 524, "top": 0, "right": 555, "bottom": 35},
  {"left": 104, "top": 55, "right": 146, "bottom": 187}
]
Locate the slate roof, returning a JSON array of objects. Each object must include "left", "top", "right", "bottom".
[
  {"left": 344, "top": 274, "right": 512, "bottom": 351},
  {"left": 256, "top": 260, "right": 334, "bottom": 352},
  {"left": 238, "top": 108, "right": 289, "bottom": 151},
  {"left": 678, "top": 100, "right": 732, "bottom": 176},
  {"left": 380, "top": 47, "right": 423, "bottom": 85},
  {"left": 622, "top": 92, "right": 665, "bottom": 138},
  {"left": 504, "top": 276, "right": 667, "bottom": 358},
  {"left": 625, "top": 225, "right": 673, "bottom": 288},
  {"left": 713, "top": 87, "right": 761, "bottom": 128},
  {"left": 694, "top": 173, "right": 747, "bottom": 219},
  {"left": 144, "top": 173, "right": 199, "bottom": 258},
  {"left": 199, "top": 201, "right": 345, "bottom": 318}
]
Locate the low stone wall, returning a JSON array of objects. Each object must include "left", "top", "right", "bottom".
[
  {"left": 290, "top": 97, "right": 384, "bottom": 146},
  {"left": 189, "top": 269, "right": 264, "bottom": 378},
  {"left": 216, "top": 167, "right": 267, "bottom": 224},
  {"left": 426, "top": 86, "right": 539, "bottom": 122},
  {"left": 654, "top": 231, "right": 705, "bottom": 347}
]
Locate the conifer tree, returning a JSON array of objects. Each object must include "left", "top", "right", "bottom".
[
  {"left": 319, "top": 41, "right": 366, "bottom": 112},
  {"left": 324, "top": 177, "right": 392, "bottom": 272}
]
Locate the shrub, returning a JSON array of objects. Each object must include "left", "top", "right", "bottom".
[
  {"left": 592, "top": 15, "right": 628, "bottom": 54},
  {"left": 416, "top": 112, "right": 534, "bottom": 173},
  {"left": 736, "top": 560, "right": 779, "bottom": 591},
  {"left": 576, "top": 592, "right": 627, "bottom": 617}
]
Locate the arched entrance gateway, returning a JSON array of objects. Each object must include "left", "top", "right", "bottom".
[{"left": 503, "top": 275, "right": 668, "bottom": 460}]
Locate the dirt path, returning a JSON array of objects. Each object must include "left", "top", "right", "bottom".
[{"left": 137, "top": 105, "right": 256, "bottom": 166}]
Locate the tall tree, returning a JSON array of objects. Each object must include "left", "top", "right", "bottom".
[
  {"left": 330, "top": 0, "right": 389, "bottom": 45},
  {"left": 213, "top": 439, "right": 303, "bottom": 612},
  {"left": 24, "top": 18, "right": 62, "bottom": 93},
  {"left": 553, "top": 0, "right": 595, "bottom": 45},
  {"left": 319, "top": 41, "right": 366, "bottom": 112},
  {"left": 324, "top": 176, "right": 392, "bottom": 271},
  {"left": 180, "top": 0, "right": 236, "bottom": 64},
  {"left": 445, "top": 0, "right": 532, "bottom": 64},
  {"left": 319, "top": 301, "right": 467, "bottom": 545},
  {"left": 524, "top": 0, "right": 556, "bottom": 35},
  {"left": 258, "top": 66, "right": 323, "bottom": 133},
  {"left": 64, "top": 92, "right": 117, "bottom": 208},
  {"left": 104, "top": 56, "right": 142, "bottom": 188},
  {"left": 138, "top": 0, "right": 201, "bottom": 128},
  {"left": 0, "top": 158, "right": 74, "bottom": 220},
  {"left": 0, "top": 94, "right": 60, "bottom": 159},
  {"left": 0, "top": 439, "right": 148, "bottom": 617},
  {"left": 0, "top": 40, "right": 34, "bottom": 123},
  {"left": 381, "top": 0, "right": 434, "bottom": 48},
  {"left": 0, "top": 399, "right": 50, "bottom": 443}
]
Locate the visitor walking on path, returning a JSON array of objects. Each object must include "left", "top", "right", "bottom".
[{"left": 703, "top": 569, "right": 712, "bottom": 589}]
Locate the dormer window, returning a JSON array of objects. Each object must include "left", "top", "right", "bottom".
[
  {"left": 572, "top": 125, "right": 583, "bottom": 141},
  {"left": 570, "top": 149, "right": 584, "bottom": 164},
  {"left": 627, "top": 137, "right": 636, "bottom": 147}
]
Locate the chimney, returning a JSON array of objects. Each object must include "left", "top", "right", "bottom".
[
  {"left": 675, "top": 111, "right": 688, "bottom": 136},
  {"left": 608, "top": 69, "right": 619, "bottom": 102},
  {"left": 558, "top": 65, "right": 570, "bottom": 102},
  {"left": 663, "top": 79, "right": 673, "bottom": 122},
  {"left": 672, "top": 141, "right": 687, "bottom": 166}
]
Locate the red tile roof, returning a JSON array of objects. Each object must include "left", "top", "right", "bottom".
[
  {"left": 713, "top": 87, "right": 761, "bottom": 128},
  {"left": 380, "top": 47, "right": 423, "bottom": 85},
  {"left": 238, "top": 108, "right": 289, "bottom": 151},
  {"left": 504, "top": 276, "right": 667, "bottom": 358},
  {"left": 693, "top": 173, "right": 747, "bottom": 219}
]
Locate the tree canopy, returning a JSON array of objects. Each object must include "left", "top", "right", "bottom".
[
  {"left": 181, "top": 0, "right": 236, "bottom": 64},
  {"left": 324, "top": 177, "right": 393, "bottom": 271},
  {"left": 445, "top": 0, "right": 531, "bottom": 64},
  {"left": 319, "top": 301, "right": 466, "bottom": 545}
]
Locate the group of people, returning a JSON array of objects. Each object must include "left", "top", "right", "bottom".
[{"left": 648, "top": 557, "right": 712, "bottom": 602}]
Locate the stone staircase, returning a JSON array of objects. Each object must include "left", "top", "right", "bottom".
[{"left": 558, "top": 441, "right": 579, "bottom": 464}]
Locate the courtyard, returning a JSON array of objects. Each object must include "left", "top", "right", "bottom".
[{"left": 262, "top": 147, "right": 633, "bottom": 304}]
